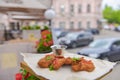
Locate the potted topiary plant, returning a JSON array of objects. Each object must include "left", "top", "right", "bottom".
[{"left": 36, "top": 26, "right": 53, "bottom": 53}]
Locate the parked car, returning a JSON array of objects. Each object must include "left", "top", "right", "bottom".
[
  {"left": 58, "top": 32, "right": 93, "bottom": 48},
  {"left": 53, "top": 28, "right": 63, "bottom": 38},
  {"left": 103, "top": 25, "right": 110, "bottom": 30},
  {"left": 57, "top": 31, "right": 69, "bottom": 39},
  {"left": 115, "top": 26, "right": 120, "bottom": 32},
  {"left": 85, "top": 28, "right": 100, "bottom": 35},
  {"left": 77, "top": 38, "right": 120, "bottom": 62}
]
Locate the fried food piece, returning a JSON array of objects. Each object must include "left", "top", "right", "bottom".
[
  {"left": 71, "top": 58, "right": 81, "bottom": 72},
  {"left": 71, "top": 64, "right": 80, "bottom": 72},
  {"left": 51, "top": 57, "right": 66, "bottom": 70},
  {"left": 65, "top": 57, "right": 73, "bottom": 65},
  {"left": 72, "top": 57, "right": 95, "bottom": 72},
  {"left": 38, "top": 54, "right": 55, "bottom": 68},
  {"left": 79, "top": 58, "right": 95, "bottom": 72},
  {"left": 38, "top": 54, "right": 95, "bottom": 72},
  {"left": 38, "top": 58, "right": 51, "bottom": 68}
]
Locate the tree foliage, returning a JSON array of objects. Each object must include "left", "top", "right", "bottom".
[{"left": 103, "top": 6, "right": 120, "bottom": 24}]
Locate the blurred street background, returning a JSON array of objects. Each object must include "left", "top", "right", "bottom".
[{"left": 0, "top": 0, "right": 120, "bottom": 80}]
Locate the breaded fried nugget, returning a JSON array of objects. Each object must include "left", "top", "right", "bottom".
[
  {"left": 52, "top": 57, "right": 65, "bottom": 70},
  {"left": 45, "top": 54, "right": 55, "bottom": 60},
  {"left": 71, "top": 64, "right": 80, "bottom": 72},
  {"left": 38, "top": 54, "right": 55, "bottom": 68},
  {"left": 71, "top": 59, "right": 81, "bottom": 72},
  {"left": 65, "top": 57, "right": 73, "bottom": 65},
  {"left": 38, "top": 58, "right": 51, "bottom": 68},
  {"left": 72, "top": 57, "right": 95, "bottom": 72},
  {"left": 79, "top": 59, "right": 95, "bottom": 72}
]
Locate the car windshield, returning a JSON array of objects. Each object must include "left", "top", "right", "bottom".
[
  {"left": 54, "top": 31, "right": 61, "bottom": 37},
  {"left": 66, "top": 33, "right": 78, "bottom": 40},
  {"left": 89, "top": 40, "right": 110, "bottom": 48}
]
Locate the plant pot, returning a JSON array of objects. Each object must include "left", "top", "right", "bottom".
[{"left": 22, "top": 30, "right": 41, "bottom": 40}]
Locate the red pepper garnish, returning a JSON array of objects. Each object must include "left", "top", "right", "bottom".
[{"left": 15, "top": 73, "right": 22, "bottom": 80}]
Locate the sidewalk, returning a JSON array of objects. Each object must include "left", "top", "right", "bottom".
[{"left": 0, "top": 41, "right": 36, "bottom": 80}]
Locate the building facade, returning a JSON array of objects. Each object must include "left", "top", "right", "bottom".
[
  {"left": 0, "top": 0, "right": 51, "bottom": 30},
  {"left": 52, "top": 0, "right": 102, "bottom": 30}
]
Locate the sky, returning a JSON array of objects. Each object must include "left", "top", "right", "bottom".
[{"left": 102, "top": 0, "right": 120, "bottom": 9}]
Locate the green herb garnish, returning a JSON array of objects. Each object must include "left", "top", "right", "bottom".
[
  {"left": 49, "top": 65, "right": 54, "bottom": 71},
  {"left": 72, "top": 57, "right": 80, "bottom": 61},
  {"left": 46, "top": 56, "right": 52, "bottom": 60}
]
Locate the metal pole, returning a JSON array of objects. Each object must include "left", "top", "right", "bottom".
[
  {"left": 49, "top": 20, "right": 58, "bottom": 45},
  {"left": 49, "top": 20, "right": 52, "bottom": 27},
  {"left": 48, "top": 0, "right": 58, "bottom": 45}
]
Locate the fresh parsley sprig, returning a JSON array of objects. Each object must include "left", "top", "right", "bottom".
[
  {"left": 49, "top": 65, "right": 54, "bottom": 71},
  {"left": 46, "top": 56, "right": 52, "bottom": 60},
  {"left": 72, "top": 57, "right": 80, "bottom": 61}
]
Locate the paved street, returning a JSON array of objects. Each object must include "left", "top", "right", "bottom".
[{"left": 0, "top": 29, "right": 120, "bottom": 80}]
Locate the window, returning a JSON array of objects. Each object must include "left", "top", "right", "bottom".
[
  {"left": 97, "top": 20, "right": 101, "bottom": 26},
  {"left": 70, "top": 4, "right": 74, "bottom": 12},
  {"left": 10, "top": 22, "right": 20, "bottom": 30},
  {"left": 78, "top": 34, "right": 84, "bottom": 38},
  {"left": 78, "top": 4, "right": 82, "bottom": 13},
  {"left": 70, "top": 21, "right": 74, "bottom": 29},
  {"left": 70, "top": 4, "right": 74, "bottom": 16},
  {"left": 113, "top": 41, "right": 120, "bottom": 46},
  {"left": 87, "top": 4, "right": 91, "bottom": 13},
  {"left": 87, "top": 21, "right": 91, "bottom": 28},
  {"left": 60, "top": 5, "right": 65, "bottom": 13},
  {"left": 89, "top": 40, "right": 109, "bottom": 48},
  {"left": 78, "top": 21, "right": 82, "bottom": 29},
  {"left": 59, "top": 22, "right": 65, "bottom": 29},
  {"left": 97, "top": 4, "right": 101, "bottom": 11},
  {"left": 112, "top": 41, "right": 120, "bottom": 50}
]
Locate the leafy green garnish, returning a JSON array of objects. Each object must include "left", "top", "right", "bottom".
[
  {"left": 20, "top": 69, "right": 40, "bottom": 80},
  {"left": 26, "top": 75, "right": 40, "bottom": 80},
  {"left": 20, "top": 69, "right": 27, "bottom": 76},
  {"left": 49, "top": 65, "right": 54, "bottom": 71},
  {"left": 46, "top": 56, "right": 52, "bottom": 60},
  {"left": 72, "top": 57, "right": 80, "bottom": 61}
]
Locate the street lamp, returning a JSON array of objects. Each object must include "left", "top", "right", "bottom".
[
  {"left": 44, "top": 8, "right": 55, "bottom": 26},
  {"left": 44, "top": 9, "right": 56, "bottom": 20},
  {"left": 44, "top": 8, "right": 57, "bottom": 45}
]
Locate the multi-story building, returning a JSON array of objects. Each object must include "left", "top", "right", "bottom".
[{"left": 52, "top": 0, "right": 102, "bottom": 30}]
